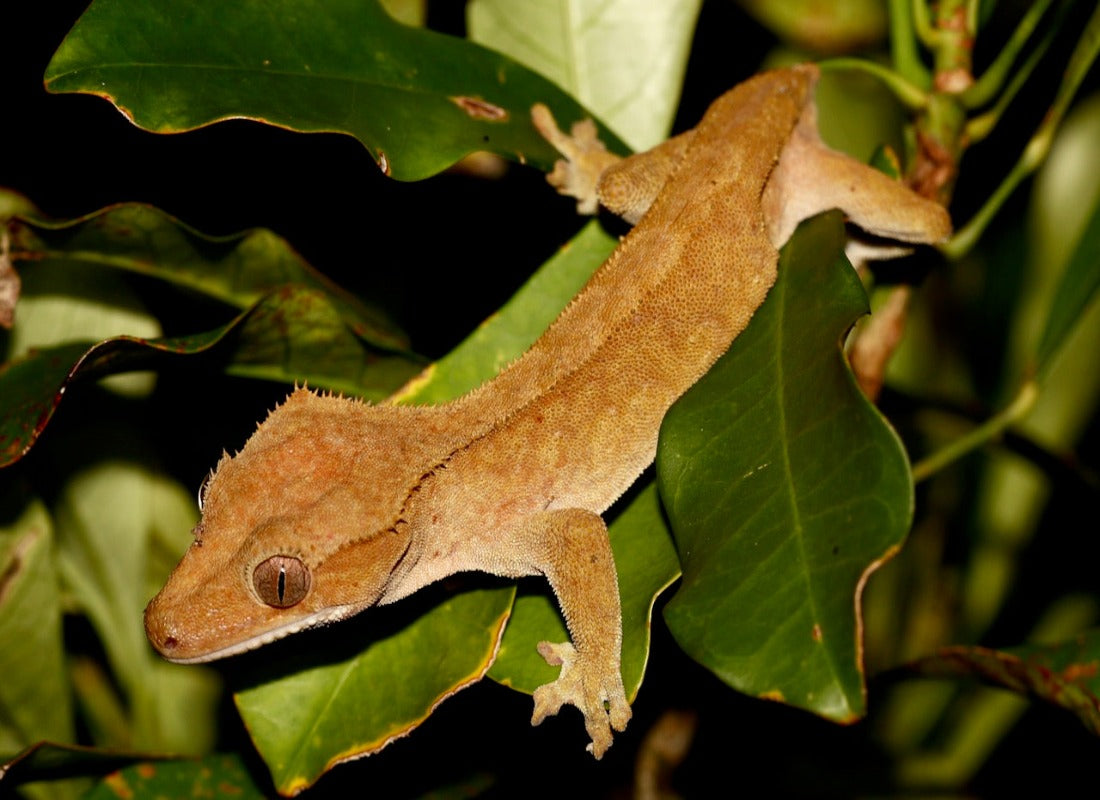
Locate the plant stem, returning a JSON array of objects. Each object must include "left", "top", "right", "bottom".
[
  {"left": 911, "top": 382, "right": 1038, "bottom": 482},
  {"left": 945, "top": 2, "right": 1100, "bottom": 259},
  {"left": 819, "top": 58, "right": 928, "bottom": 110},
  {"left": 965, "top": 15, "right": 1058, "bottom": 143},
  {"left": 888, "top": 0, "right": 931, "bottom": 86},
  {"left": 930, "top": 0, "right": 974, "bottom": 91},
  {"left": 912, "top": 0, "right": 938, "bottom": 47},
  {"left": 960, "top": 0, "right": 1053, "bottom": 109}
]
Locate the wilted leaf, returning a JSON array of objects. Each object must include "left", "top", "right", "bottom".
[
  {"left": 908, "top": 631, "right": 1100, "bottom": 735},
  {"left": 0, "top": 287, "right": 420, "bottom": 467},
  {"left": 657, "top": 213, "right": 912, "bottom": 722},
  {"left": 45, "top": 0, "right": 626, "bottom": 181},
  {"left": 8, "top": 203, "right": 407, "bottom": 350}
]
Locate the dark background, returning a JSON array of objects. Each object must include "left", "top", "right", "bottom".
[{"left": 3, "top": 1, "right": 1098, "bottom": 797}]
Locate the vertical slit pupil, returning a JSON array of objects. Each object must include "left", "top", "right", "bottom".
[{"left": 278, "top": 567, "right": 287, "bottom": 602}]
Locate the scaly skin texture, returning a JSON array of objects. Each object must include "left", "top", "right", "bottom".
[{"left": 145, "top": 65, "right": 950, "bottom": 758}]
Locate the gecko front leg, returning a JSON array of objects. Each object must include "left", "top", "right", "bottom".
[{"left": 510, "top": 508, "right": 631, "bottom": 758}]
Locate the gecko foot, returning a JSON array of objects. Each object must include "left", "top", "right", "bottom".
[
  {"left": 531, "top": 104, "right": 620, "bottom": 216},
  {"left": 531, "top": 640, "right": 632, "bottom": 758}
]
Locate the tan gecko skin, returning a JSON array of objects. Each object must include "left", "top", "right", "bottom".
[{"left": 145, "top": 65, "right": 950, "bottom": 757}]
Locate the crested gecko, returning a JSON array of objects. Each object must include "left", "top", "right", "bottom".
[{"left": 145, "top": 65, "right": 950, "bottom": 757}]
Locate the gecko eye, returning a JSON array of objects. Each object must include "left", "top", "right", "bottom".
[{"left": 253, "top": 555, "right": 310, "bottom": 608}]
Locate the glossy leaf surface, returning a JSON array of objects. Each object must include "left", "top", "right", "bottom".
[
  {"left": 234, "top": 584, "right": 512, "bottom": 796},
  {"left": 658, "top": 213, "right": 913, "bottom": 722},
  {"left": 45, "top": 0, "right": 626, "bottom": 181}
]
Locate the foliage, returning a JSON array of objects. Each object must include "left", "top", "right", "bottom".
[{"left": 1, "top": 0, "right": 1098, "bottom": 796}]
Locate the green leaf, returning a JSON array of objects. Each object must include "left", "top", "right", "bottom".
[
  {"left": 467, "top": 0, "right": 702, "bottom": 150},
  {"left": 737, "top": 0, "right": 888, "bottom": 53},
  {"left": 82, "top": 754, "right": 266, "bottom": 800},
  {"left": 397, "top": 220, "right": 616, "bottom": 404},
  {"left": 0, "top": 188, "right": 36, "bottom": 221},
  {"left": 1036, "top": 194, "right": 1100, "bottom": 367},
  {"left": 0, "top": 742, "right": 152, "bottom": 794},
  {"left": 9, "top": 203, "right": 407, "bottom": 351},
  {"left": 657, "top": 212, "right": 912, "bottom": 722},
  {"left": 7, "top": 254, "right": 162, "bottom": 400},
  {"left": 0, "top": 496, "right": 73, "bottom": 753},
  {"left": 51, "top": 436, "right": 221, "bottom": 754},
  {"left": 908, "top": 632, "right": 1100, "bottom": 735},
  {"left": 234, "top": 583, "right": 512, "bottom": 796},
  {"left": 0, "top": 288, "right": 420, "bottom": 467},
  {"left": 45, "top": 0, "right": 626, "bottom": 181},
  {"left": 234, "top": 222, "right": 618, "bottom": 791},
  {"left": 489, "top": 482, "right": 680, "bottom": 699},
  {"left": 406, "top": 217, "right": 678, "bottom": 700}
]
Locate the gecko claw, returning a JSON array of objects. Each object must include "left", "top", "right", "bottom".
[
  {"left": 531, "top": 104, "right": 620, "bottom": 216},
  {"left": 531, "top": 640, "right": 632, "bottom": 759}
]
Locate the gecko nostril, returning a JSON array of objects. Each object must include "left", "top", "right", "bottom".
[{"left": 163, "top": 636, "right": 178, "bottom": 649}]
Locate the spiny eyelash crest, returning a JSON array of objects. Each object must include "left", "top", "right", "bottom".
[{"left": 197, "top": 470, "right": 215, "bottom": 512}]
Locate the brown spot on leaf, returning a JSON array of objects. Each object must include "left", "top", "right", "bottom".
[
  {"left": 104, "top": 772, "right": 134, "bottom": 798},
  {"left": 450, "top": 96, "right": 509, "bottom": 121},
  {"left": 1061, "top": 661, "right": 1099, "bottom": 683},
  {"left": 376, "top": 151, "right": 391, "bottom": 176},
  {"left": 812, "top": 624, "right": 823, "bottom": 643}
]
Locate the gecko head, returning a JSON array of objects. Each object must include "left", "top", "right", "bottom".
[{"left": 144, "top": 388, "right": 434, "bottom": 663}]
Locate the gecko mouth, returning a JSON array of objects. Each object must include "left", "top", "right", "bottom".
[{"left": 147, "top": 603, "right": 361, "bottom": 664}]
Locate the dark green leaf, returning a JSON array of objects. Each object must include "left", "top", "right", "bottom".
[
  {"left": 1036, "top": 194, "right": 1100, "bottom": 368},
  {"left": 489, "top": 482, "right": 680, "bottom": 699},
  {"left": 0, "top": 288, "right": 420, "bottom": 467},
  {"left": 0, "top": 742, "right": 153, "bottom": 788},
  {"left": 657, "top": 213, "right": 912, "bottom": 722},
  {"left": 232, "top": 222, "right": 617, "bottom": 792},
  {"left": 45, "top": 0, "right": 626, "bottom": 181},
  {"left": 908, "top": 631, "right": 1100, "bottom": 735},
  {"left": 83, "top": 754, "right": 266, "bottom": 799},
  {"left": 9, "top": 203, "right": 408, "bottom": 351},
  {"left": 397, "top": 220, "right": 616, "bottom": 404},
  {"left": 234, "top": 583, "right": 513, "bottom": 796}
]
